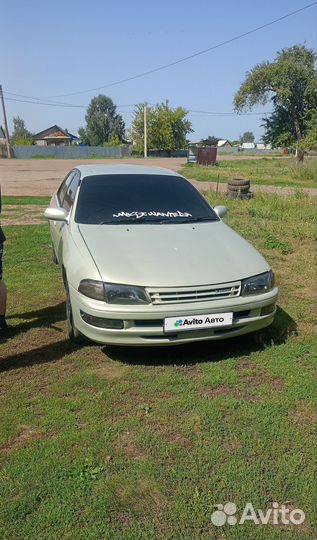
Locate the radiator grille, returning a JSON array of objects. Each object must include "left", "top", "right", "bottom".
[{"left": 147, "top": 282, "right": 241, "bottom": 305}]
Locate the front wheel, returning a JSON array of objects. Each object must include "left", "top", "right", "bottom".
[{"left": 65, "top": 283, "right": 87, "bottom": 344}]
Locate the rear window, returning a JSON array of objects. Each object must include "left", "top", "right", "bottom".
[{"left": 75, "top": 174, "right": 218, "bottom": 225}]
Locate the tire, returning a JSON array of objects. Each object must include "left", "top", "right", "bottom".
[
  {"left": 227, "top": 185, "right": 250, "bottom": 193},
  {"left": 227, "top": 190, "right": 252, "bottom": 199},
  {"left": 65, "top": 283, "right": 87, "bottom": 344},
  {"left": 228, "top": 178, "right": 250, "bottom": 187}
]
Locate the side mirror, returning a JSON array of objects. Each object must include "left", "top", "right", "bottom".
[
  {"left": 214, "top": 205, "right": 228, "bottom": 219},
  {"left": 44, "top": 207, "right": 69, "bottom": 222}
]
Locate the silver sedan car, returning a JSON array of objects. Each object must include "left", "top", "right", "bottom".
[{"left": 44, "top": 165, "right": 278, "bottom": 346}]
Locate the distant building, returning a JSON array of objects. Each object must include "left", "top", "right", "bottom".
[
  {"left": 256, "top": 142, "right": 272, "bottom": 150},
  {"left": 33, "top": 125, "right": 79, "bottom": 146},
  {"left": 241, "top": 142, "right": 255, "bottom": 149},
  {"left": 217, "top": 139, "right": 232, "bottom": 148}
]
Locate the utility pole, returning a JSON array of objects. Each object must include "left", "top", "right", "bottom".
[
  {"left": 0, "top": 85, "right": 11, "bottom": 158},
  {"left": 144, "top": 103, "right": 147, "bottom": 158}
]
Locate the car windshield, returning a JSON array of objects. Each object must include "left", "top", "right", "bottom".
[{"left": 75, "top": 174, "right": 218, "bottom": 225}]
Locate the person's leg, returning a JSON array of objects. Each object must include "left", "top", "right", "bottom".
[{"left": 0, "top": 279, "right": 7, "bottom": 315}]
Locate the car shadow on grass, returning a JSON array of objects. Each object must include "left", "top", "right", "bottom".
[
  {"left": 0, "top": 302, "right": 81, "bottom": 371},
  {"left": 0, "top": 338, "right": 81, "bottom": 372},
  {"left": 6, "top": 302, "right": 66, "bottom": 334},
  {"left": 104, "top": 306, "right": 297, "bottom": 366},
  {"left": 0, "top": 305, "right": 296, "bottom": 371}
]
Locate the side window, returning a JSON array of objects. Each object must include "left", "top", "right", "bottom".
[
  {"left": 62, "top": 172, "right": 81, "bottom": 212},
  {"left": 57, "top": 171, "right": 75, "bottom": 206}
]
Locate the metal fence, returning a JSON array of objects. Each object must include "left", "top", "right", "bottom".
[
  {"left": 148, "top": 149, "right": 188, "bottom": 157},
  {"left": 5, "top": 145, "right": 283, "bottom": 159},
  {"left": 12, "top": 145, "right": 132, "bottom": 159},
  {"left": 217, "top": 147, "right": 282, "bottom": 155}
]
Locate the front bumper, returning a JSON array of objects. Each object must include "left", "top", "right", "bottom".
[{"left": 69, "top": 283, "right": 279, "bottom": 346}]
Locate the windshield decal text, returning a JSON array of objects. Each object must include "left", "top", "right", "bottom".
[{"left": 112, "top": 210, "right": 193, "bottom": 219}]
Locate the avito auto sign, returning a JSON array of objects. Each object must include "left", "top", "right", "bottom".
[{"left": 164, "top": 312, "right": 233, "bottom": 332}]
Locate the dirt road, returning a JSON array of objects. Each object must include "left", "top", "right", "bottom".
[
  {"left": 0, "top": 155, "right": 277, "bottom": 196},
  {"left": 0, "top": 157, "right": 187, "bottom": 196},
  {"left": 1, "top": 157, "right": 316, "bottom": 197}
]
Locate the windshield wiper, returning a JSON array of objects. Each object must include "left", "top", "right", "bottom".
[
  {"left": 159, "top": 216, "right": 218, "bottom": 224},
  {"left": 99, "top": 217, "right": 151, "bottom": 224},
  {"left": 99, "top": 219, "right": 127, "bottom": 224}
]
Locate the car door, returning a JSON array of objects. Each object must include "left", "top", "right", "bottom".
[
  {"left": 50, "top": 171, "right": 75, "bottom": 259},
  {"left": 52, "top": 171, "right": 81, "bottom": 264}
]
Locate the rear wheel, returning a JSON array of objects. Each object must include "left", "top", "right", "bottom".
[{"left": 65, "top": 283, "right": 87, "bottom": 344}]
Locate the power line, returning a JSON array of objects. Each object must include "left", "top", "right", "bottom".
[
  {"left": 4, "top": 96, "right": 136, "bottom": 110},
  {"left": 5, "top": 95, "right": 272, "bottom": 117},
  {"left": 20, "top": 1, "right": 316, "bottom": 99},
  {"left": 5, "top": 95, "right": 271, "bottom": 116},
  {"left": 4, "top": 90, "right": 149, "bottom": 108},
  {"left": 187, "top": 110, "right": 268, "bottom": 116},
  {"left": 4, "top": 92, "right": 88, "bottom": 107},
  {"left": 4, "top": 96, "right": 87, "bottom": 108}
]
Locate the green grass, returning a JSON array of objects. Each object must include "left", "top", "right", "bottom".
[
  {"left": 181, "top": 157, "right": 317, "bottom": 189},
  {"left": 30, "top": 154, "right": 57, "bottom": 159},
  {"left": 2, "top": 196, "right": 50, "bottom": 206},
  {"left": 0, "top": 193, "right": 316, "bottom": 539}
]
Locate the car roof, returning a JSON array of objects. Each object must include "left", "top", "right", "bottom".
[{"left": 75, "top": 164, "right": 183, "bottom": 178}]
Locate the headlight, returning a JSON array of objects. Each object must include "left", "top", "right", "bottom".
[
  {"left": 104, "top": 283, "right": 150, "bottom": 305},
  {"left": 241, "top": 270, "right": 275, "bottom": 296},
  {"left": 78, "top": 279, "right": 105, "bottom": 300},
  {"left": 78, "top": 280, "right": 150, "bottom": 304}
]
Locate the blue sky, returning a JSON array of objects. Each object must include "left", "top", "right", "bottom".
[{"left": 2, "top": 0, "right": 316, "bottom": 142}]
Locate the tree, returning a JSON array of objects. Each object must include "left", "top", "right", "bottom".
[
  {"left": 200, "top": 135, "right": 219, "bottom": 146},
  {"left": 132, "top": 102, "right": 193, "bottom": 154},
  {"left": 261, "top": 106, "right": 295, "bottom": 148},
  {"left": 241, "top": 131, "right": 255, "bottom": 143},
  {"left": 298, "top": 112, "right": 317, "bottom": 152},
  {"left": 78, "top": 127, "right": 89, "bottom": 145},
  {"left": 234, "top": 45, "right": 317, "bottom": 161},
  {"left": 104, "top": 134, "right": 122, "bottom": 147},
  {"left": 11, "top": 116, "right": 33, "bottom": 145},
  {"left": 79, "top": 95, "right": 125, "bottom": 146}
]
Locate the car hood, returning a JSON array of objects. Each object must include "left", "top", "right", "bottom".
[{"left": 78, "top": 221, "right": 270, "bottom": 287}]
